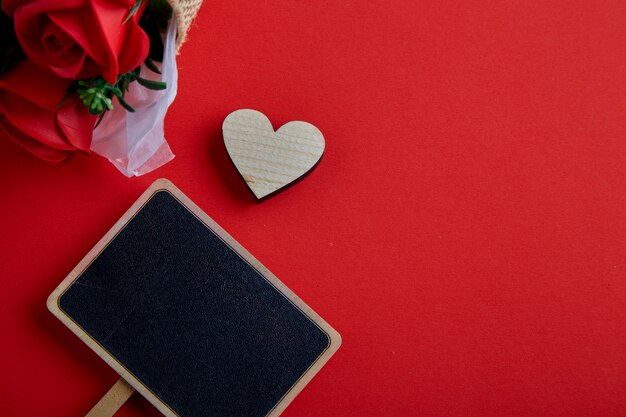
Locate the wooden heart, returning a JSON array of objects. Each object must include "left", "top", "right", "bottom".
[{"left": 223, "top": 109, "right": 325, "bottom": 201}]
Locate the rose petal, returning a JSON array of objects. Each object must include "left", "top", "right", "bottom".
[
  {"left": 13, "top": 0, "right": 146, "bottom": 83},
  {"left": 46, "top": 8, "right": 109, "bottom": 80},
  {"left": 42, "top": 20, "right": 83, "bottom": 61},
  {"left": 0, "top": 59, "right": 74, "bottom": 110},
  {"left": 91, "top": 0, "right": 147, "bottom": 82},
  {"left": 0, "top": 91, "right": 77, "bottom": 150},
  {"left": 38, "top": 17, "right": 91, "bottom": 80},
  {"left": 115, "top": 16, "right": 150, "bottom": 76},
  {"left": 58, "top": 103, "right": 96, "bottom": 152},
  {"left": 48, "top": 0, "right": 140, "bottom": 83},
  {"left": 11, "top": 0, "right": 87, "bottom": 19},
  {"left": 0, "top": 115, "right": 71, "bottom": 162},
  {"left": 12, "top": 0, "right": 87, "bottom": 75},
  {"left": 1, "top": 0, "right": 36, "bottom": 16}
]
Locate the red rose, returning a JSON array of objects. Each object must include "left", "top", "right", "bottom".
[
  {"left": 0, "top": 59, "right": 96, "bottom": 162},
  {"left": 2, "top": 0, "right": 149, "bottom": 84}
]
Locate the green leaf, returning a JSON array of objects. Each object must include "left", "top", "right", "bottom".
[
  {"left": 116, "top": 95, "right": 136, "bottom": 112},
  {"left": 94, "top": 113, "right": 106, "bottom": 129},
  {"left": 123, "top": 0, "right": 142, "bottom": 24},
  {"left": 105, "top": 84, "right": 124, "bottom": 97},
  {"left": 144, "top": 57, "right": 162, "bottom": 75},
  {"left": 134, "top": 76, "right": 166, "bottom": 91},
  {"left": 71, "top": 58, "right": 166, "bottom": 120}
]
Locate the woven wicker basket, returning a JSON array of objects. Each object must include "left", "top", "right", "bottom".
[{"left": 168, "top": 0, "right": 203, "bottom": 49}]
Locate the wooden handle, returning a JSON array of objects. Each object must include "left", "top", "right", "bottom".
[{"left": 85, "top": 378, "right": 135, "bottom": 417}]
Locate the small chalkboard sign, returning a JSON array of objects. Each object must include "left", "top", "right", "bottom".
[{"left": 47, "top": 179, "right": 341, "bottom": 417}]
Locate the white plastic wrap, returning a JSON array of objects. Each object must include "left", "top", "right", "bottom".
[{"left": 90, "top": 15, "right": 178, "bottom": 176}]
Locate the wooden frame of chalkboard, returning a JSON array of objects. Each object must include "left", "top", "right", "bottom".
[{"left": 47, "top": 178, "right": 341, "bottom": 417}]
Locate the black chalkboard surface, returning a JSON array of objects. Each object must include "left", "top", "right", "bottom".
[{"left": 48, "top": 179, "right": 341, "bottom": 417}]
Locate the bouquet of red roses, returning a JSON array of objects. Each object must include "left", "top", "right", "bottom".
[{"left": 0, "top": 0, "right": 200, "bottom": 175}]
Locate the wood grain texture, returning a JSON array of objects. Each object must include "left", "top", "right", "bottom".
[
  {"left": 85, "top": 378, "right": 135, "bottom": 417},
  {"left": 47, "top": 179, "right": 341, "bottom": 417},
  {"left": 223, "top": 109, "right": 325, "bottom": 201}
]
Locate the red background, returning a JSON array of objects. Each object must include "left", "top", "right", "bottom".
[{"left": 2, "top": 1, "right": 626, "bottom": 416}]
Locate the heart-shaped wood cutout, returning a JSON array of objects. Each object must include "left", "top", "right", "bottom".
[{"left": 223, "top": 109, "right": 325, "bottom": 201}]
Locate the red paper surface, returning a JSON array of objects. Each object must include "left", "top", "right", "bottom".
[{"left": 2, "top": 1, "right": 626, "bottom": 416}]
